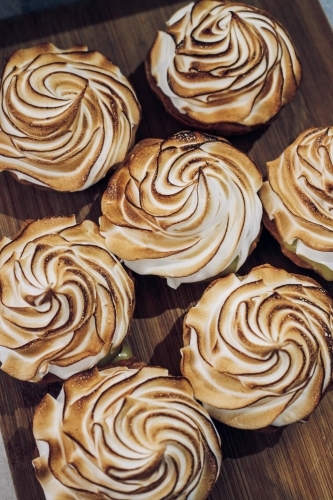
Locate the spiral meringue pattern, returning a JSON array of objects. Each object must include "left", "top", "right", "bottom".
[
  {"left": 181, "top": 265, "right": 333, "bottom": 429},
  {"left": 100, "top": 130, "right": 262, "bottom": 288},
  {"left": 0, "top": 216, "right": 135, "bottom": 382},
  {"left": 32, "top": 365, "right": 222, "bottom": 500},
  {"left": 146, "top": 1, "right": 301, "bottom": 134},
  {"left": 260, "top": 126, "right": 333, "bottom": 280},
  {"left": 0, "top": 43, "right": 141, "bottom": 191}
]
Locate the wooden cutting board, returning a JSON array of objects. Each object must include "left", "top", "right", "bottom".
[{"left": 0, "top": 0, "right": 333, "bottom": 499}]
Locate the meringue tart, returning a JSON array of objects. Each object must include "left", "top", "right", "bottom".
[
  {"left": 0, "top": 215, "right": 135, "bottom": 382},
  {"left": 100, "top": 130, "right": 262, "bottom": 288},
  {"left": 0, "top": 43, "right": 141, "bottom": 191},
  {"left": 145, "top": 1, "right": 302, "bottom": 135},
  {"left": 33, "top": 365, "right": 222, "bottom": 499},
  {"left": 181, "top": 264, "right": 333, "bottom": 430},
  {"left": 260, "top": 126, "right": 333, "bottom": 280}
]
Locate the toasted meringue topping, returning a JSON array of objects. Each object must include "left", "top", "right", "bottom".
[
  {"left": 0, "top": 216, "right": 134, "bottom": 382},
  {"left": 260, "top": 127, "right": 333, "bottom": 277},
  {"left": 0, "top": 43, "right": 141, "bottom": 191},
  {"left": 181, "top": 265, "right": 333, "bottom": 429},
  {"left": 33, "top": 365, "right": 222, "bottom": 499},
  {"left": 100, "top": 130, "right": 262, "bottom": 288},
  {"left": 147, "top": 1, "right": 301, "bottom": 130}
]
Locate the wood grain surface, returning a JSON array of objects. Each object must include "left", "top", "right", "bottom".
[{"left": 0, "top": 0, "right": 333, "bottom": 499}]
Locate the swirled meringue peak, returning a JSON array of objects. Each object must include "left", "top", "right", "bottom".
[
  {"left": 181, "top": 265, "right": 333, "bottom": 430},
  {"left": 260, "top": 126, "right": 333, "bottom": 280},
  {"left": 32, "top": 365, "right": 222, "bottom": 500},
  {"left": 0, "top": 215, "right": 135, "bottom": 382},
  {"left": 145, "top": 1, "right": 302, "bottom": 135},
  {"left": 0, "top": 43, "right": 141, "bottom": 191},
  {"left": 100, "top": 130, "right": 263, "bottom": 289}
]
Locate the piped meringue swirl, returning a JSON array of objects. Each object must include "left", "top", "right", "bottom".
[
  {"left": 0, "top": 216, "right": 134, "bottom": 382},
  {"left": 100, "top": 130, "right": 262, "bottom": 289},
  {"left": 32, "top": 365, "right": 222, "bottom": 500},
  {"left": 181, "top": 265, "right": 333, "bottom": 429},
  {"left": 260, "top": 126, "right": 333, "bottom": 280},
  {"left": 0, "top": 43, "right": 141, "bottom": 191},
  {"left": 146, "top": 1, "right": 301, "bottom": 134}
]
